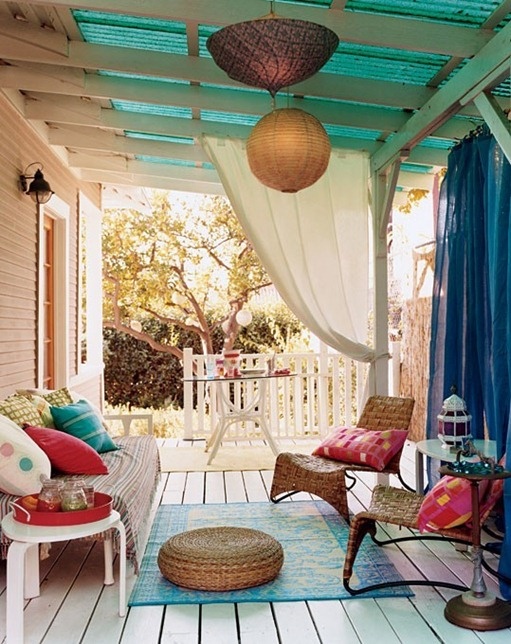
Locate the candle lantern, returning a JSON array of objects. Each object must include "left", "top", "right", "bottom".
[{"left": 437, "top": 386, "right": 472, "bottom": 447}]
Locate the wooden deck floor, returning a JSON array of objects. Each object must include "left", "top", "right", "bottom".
[{"left": 0, "top": 440, "right": 509, "bottom": 644}]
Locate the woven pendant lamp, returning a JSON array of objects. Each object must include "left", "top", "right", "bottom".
[
  {"left": 246, "top": 108, "right": 331, "bottom": 193},
  {"left": 206, "top": 12, "right": 338, "bottom": 97}
]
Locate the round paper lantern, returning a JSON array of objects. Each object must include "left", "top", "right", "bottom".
[
  {"left": 246, "top": 108, "right": 331, "bottom": 193},
  {"left": 130, "top": 320, "right": 142, "bottom": 333},
  {"left": 236, "top": 310, "right": 253, "bottom": 326},
  {"left": 171, "top": 292, "right": 187, "bottom": 306}
]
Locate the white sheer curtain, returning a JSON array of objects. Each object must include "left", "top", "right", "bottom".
[{"left": 201, "top": 135, "right": 374, "bottom": 363}]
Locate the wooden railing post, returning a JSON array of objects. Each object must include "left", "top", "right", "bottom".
[
  {"left": 183, "top": 347, "right": 194, "bottom": 439},
  {"left": 317, "top": 342, "right": 329, "bottom": 436},
  {"left": 181, "top": 349, "right": 367, "bottom": 442},
  {"left": 391, "top": 340, "right": 401, "bottom": 396}
]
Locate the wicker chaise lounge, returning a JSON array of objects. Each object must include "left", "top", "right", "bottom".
[
  {"left": 342, "top": 480, "right": 505, "bottom": 595},
  {"left": 270, "top": 395, "right": 415, "bottom": 521}
]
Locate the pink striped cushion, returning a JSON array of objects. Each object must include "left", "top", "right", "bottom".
[
  {"left": 312, "top": 426, "right": 408, "bottom": 471},
  {"left": 418, "top": 476, "right": 489, "bottom": 532}
]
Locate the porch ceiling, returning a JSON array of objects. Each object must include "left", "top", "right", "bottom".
[{"left": 0, "top": 0, "right": 509, "bottom": 196}]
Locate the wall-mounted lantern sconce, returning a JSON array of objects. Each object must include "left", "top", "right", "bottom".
[{"left": 19, "top": 162, "right": 54, "bottom": 204}]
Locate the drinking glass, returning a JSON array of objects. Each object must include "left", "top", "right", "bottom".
[{"left": 206, "top": 355, "right": 216, "bottom": 379}]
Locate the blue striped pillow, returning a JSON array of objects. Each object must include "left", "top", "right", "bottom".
[{"left": 50, "top": 399, "right": 119, "bottom": 453}]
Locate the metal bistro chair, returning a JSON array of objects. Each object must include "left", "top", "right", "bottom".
[{"left": 270, "top": 395, "right": 415, "bottom": 522}]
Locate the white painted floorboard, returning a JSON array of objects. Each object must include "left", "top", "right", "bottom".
[{"left": 0, "top": 440, "right": 509, "bottom": 643}]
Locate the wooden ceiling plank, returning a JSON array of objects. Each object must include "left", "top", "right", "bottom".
[
  {"left": 0, "top": 17, "right": 68, "bottom": 54},
  {"left": 23, "top": 92, "right": 449, "bottom": 166},
  {"left": 370, "top": 20, "right": 511, "bottom": 173},
  {"left": 25, "top": 93, "right": 253, "bottom": 136},
  {"left": 93, "top": 168, "right": 435, "bottom": 195},
  {"left": 69, "top": 153, "right": 128, "bottom": 172},
  {"left": 0, "top": 63, "right": 85, "bottom": 90},
  {"left": 48, "top": 123, "right": 118, "bottom": 148},
  {"left": 48, "top": 124, "right": 210, "bottom": 161},
  {"left": 460, "top": 59, "right": 511, "bottom": 106},
  {"left": 14, "top": 0, "right": 491, "bottom": 58},
  {"left": 81, "top": 168, "right": 226, "bottom": 196},
  {"left": 25, "top": 93, "right": 102, "bottom": 124},
  {"left": 0, "top": 35, "right": 435, "bottom": 111},
  {"left": 482, "top": 0, "right": 511, "bottom": 29},
  {"left": 0, "top": 58, "right": 477, "bottom": 144},
  {"left": 427, "top": 57, "right": 464, "bottom": 89},
  {"left": 398, "top": 172, "right": 436, "bottom": 190},
  {"left": 327, "top": 10, "right": 492, "bottom": 58},
  {"left": 2, "top": 66, "right": 417, "bottom": 131},
  {"left": 69, "top": 152, "right": 218, "bottom": 181},
  {"left": 473, "top": 92, "right": 511, "bottom": 163},
  {"left": 2, "top": 0, "right": 497, "bottom": 192},
  {"left": 379, "top": 159, "right": 402, "bottom": 237}
]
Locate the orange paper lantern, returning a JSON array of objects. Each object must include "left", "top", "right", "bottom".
[{"left": 246, "top": 108, "right": 331, "bottom": 193}]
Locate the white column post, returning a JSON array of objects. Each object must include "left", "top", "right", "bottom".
[
  {"left": 371, "top": 171, "right": 390, "bottom": 395},
  {"left": 183, "top": 347, "right": 194, "bottom": 439}
]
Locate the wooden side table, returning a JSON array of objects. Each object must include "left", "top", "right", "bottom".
[
  {"left": 1, "top": 510, "right": 126, "bottom": 644},
  {"left": 438, "top": 465, "right": 511, "bottom": 631}
]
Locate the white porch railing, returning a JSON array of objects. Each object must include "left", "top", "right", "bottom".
[
  {"left": 182, "top": 347, "right": 371, "bottom": 442},
  {"left": 103, "top": 413, "right": 154, "bottom": 436}
]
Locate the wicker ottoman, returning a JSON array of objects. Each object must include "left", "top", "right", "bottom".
[{"left": 157, "top": 526, "right": 284, "bottom": 591}]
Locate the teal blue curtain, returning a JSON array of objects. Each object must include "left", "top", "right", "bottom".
[{"left": 426, "top": 127, "right": 511, "bottom": 597}]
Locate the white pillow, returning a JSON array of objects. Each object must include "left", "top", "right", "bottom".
[{"left": 0, "top": 414, "right": 51, "bottom": 495}]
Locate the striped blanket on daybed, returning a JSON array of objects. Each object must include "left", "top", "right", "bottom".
[{"left": 1, "top": 435, "right": 161, "bottom": 573}]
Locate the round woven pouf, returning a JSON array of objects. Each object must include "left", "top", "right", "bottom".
[{"left": 157, "top": 526, "right": 284, "bottom": 591}]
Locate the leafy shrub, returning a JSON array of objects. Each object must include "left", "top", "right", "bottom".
[
  {"left": 103, "top": 304, "right": 306, "bottom": 409},
  {"left": 103, "top": 327, "right": 180, "bottom": 408},
  {"left": 104, "top": 403, "right": 186, "bottom": 439}
]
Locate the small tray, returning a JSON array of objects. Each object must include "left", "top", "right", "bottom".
[{"left": 12, "top": 492, "right": 113, "bottom": 526}]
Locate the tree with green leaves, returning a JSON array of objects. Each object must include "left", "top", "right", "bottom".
[{"left": 102, "top": 191, "right": 273, "bottom": 361}]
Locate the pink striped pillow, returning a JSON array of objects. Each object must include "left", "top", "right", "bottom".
[
  {"left": 418, "top": 476, "right": 489, "bottom": 532},
  {"left": 312, "top": 426, "right": 408, "bottom": 471}
]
